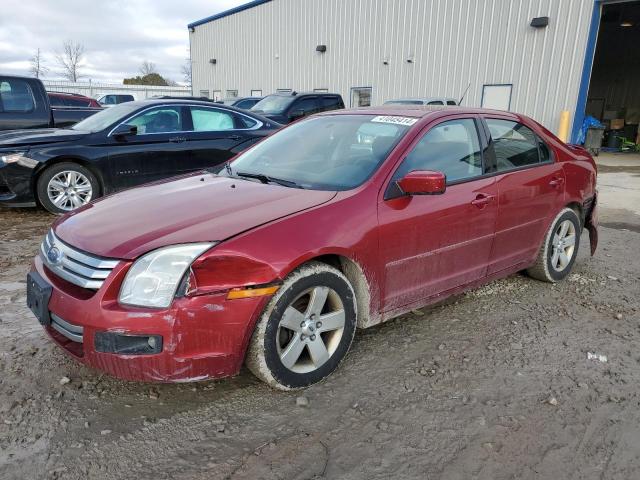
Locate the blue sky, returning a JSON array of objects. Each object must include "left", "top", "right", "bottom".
[{"left": 0, "top": 0, "right": 247, "bottom": 84}]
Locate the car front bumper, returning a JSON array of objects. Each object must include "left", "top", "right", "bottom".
[
  {"left": 0, "top": 161, "right": 37, "bottom": 206},
  {"left": 31, "top": 255, "right": 271, "bottom": 382}
]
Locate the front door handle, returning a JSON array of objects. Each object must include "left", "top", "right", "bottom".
[
  {"left": 549, "top": 177, "right": 565, "bottom": 188},
  {"left": 471, "top": 193, "right": 495, "bottom": 208},
  {"left": 228, "top": 134, "right": 242, "bottom": 141},
  {"left": 169, "top": 136, "right": 186, "bottom": 143}
]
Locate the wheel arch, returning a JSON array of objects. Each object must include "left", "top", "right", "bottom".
[
  {"left": 294, "top": 253, "right": 377, "bottom": 329},
  {"left": 565, "top": 201, "right": 584, "bottom": 226},
  {"left": 32, "top": 156, "right": 105, "bottom": 205}
]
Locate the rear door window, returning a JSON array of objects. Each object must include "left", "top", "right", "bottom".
[
  {"left": 291, "top": 97, "right": 319, "bottom": 115},
  {"left": 447, "top": 100, "right": 458, "bottom": 106},
  {"left": 427, "top": 100, "right": 444, "bottom": 105},
  {"left": 0, "top": 79, "right": 35, "bottom": 112},
  {"left": 320, "top": 96, "right": 342, "bottom": 111},
  {"left": 485, "top": 118, "right": 540, "bottom": 171},
  {"left": 190, "top": 107, "right": 259, "bottom": 131}
]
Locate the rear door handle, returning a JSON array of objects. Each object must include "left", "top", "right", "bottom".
[
  {"left": 228, "top": 134, "right": 242, "bottom": 141},
  {"left": 549, "top": 177, "right": 565, "bottom": 187},
  {"left": 471, "top": 193, "right": 495, "bottom": 208},
  {"left": 170, "top": 136, "right": 186, "bottom": 143}
]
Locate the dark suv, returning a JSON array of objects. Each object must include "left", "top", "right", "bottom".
[{"left": 250, "top": 92, "right": 344, "bottom": 124}]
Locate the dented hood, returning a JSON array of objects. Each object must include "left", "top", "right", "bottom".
[{"left": 53, "top": 173, "right": 337, "bottom": 259}]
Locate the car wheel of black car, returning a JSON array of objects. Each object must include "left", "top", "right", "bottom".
[
  {"left": 527, "top": 207, "right": 581, "bottom": 283},
  {"left": 36, "top": 162, "right": 99, "bottom": 214},
  {"left": 246, "top": 262, "right": 357, "bottom": 390}
]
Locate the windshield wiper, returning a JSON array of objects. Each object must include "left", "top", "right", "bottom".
[{"left": 235, "top": 171, "right": 304, "bottom": 189}]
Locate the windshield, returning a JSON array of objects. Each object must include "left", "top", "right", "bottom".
[
  {"left": 222, "top": 115, "right": 414, "bottom": 190},
  {"left": 71, "top": 103, "right": 141, "bottom": 132},
  {"left": 250, "top": 95, "right": 293, "bottom": 114}
]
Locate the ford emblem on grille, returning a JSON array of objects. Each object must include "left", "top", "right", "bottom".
[{"left": 47, "top": 245, "right": 63, "bottom": 266}]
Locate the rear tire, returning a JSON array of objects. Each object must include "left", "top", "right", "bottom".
[
  {"left": 527, "top": 208, "right": 581, "bottom": 283},
  {"left": 36, "top": 162, "right": 99, "bottom": 214},
  {"left": 246, "top": 262, "right": 357, "bottom": 390}
]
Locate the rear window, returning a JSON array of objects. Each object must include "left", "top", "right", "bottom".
[
  {"left": 0, "top": 79, "right": 35, "bottom": 113},
  {"left": 486, "top": 118, "right": 541, "bottom": 170}
]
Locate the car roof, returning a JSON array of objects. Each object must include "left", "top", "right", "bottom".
[
  {"left": 385, "top": 97, "right": 457, "bottom": 103},
  {"left": 318, "top": 105, "right": 522, "bottom": 120},
  {"left": 48, "top": 91, "right": 91, "bottom": 98},
  {"left": 123, "top": 98, "right": 281, "bottom": 124},
  {"left": 268, "top": 91, "right": 341, "bottom": 97}
]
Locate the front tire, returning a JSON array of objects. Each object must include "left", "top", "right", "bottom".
[
  {"left": 527, "top": 207, "right": 581, "bottom": 282},
  {"left": 246, "top": 262, "right": 357, "bottom": 390},
  {"left": 36, "top": 162, "right": 99, "bottom": 214}
]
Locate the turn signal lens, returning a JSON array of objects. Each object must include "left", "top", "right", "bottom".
[{"left": 227, "top": 285, "right": 279, "bottom": 300}]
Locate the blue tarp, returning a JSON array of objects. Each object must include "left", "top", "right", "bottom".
[{"left": 577, "top": 116, "right": 605, "bottom": 144}]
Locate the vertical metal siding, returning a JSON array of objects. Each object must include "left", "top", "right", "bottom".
[{"left": 190, "top": 0, "right": 594, "bottom": 133}]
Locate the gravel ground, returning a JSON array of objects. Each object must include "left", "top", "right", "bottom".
[{"left": 0, "top": 153, "right": 639, "bottom": 479}]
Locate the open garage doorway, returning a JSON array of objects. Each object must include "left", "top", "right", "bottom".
[{"left": 584, "top": 1, "right": 640, "bottom": 151}]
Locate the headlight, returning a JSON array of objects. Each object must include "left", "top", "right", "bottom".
[
  {"left": 0, "top": 151, "right": 36, "bottom": 168},
  {"left": 118, "top": 243, "right": 215, "bottom": 308}
]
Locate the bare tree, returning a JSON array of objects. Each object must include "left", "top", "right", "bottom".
[
  {"left": 55, "top": 41, "right": 85, "bottom": 82},
  {"left": 139, "top": 60, "right": 157, "bottom": 76},
  {"left": 29, "top": 48, "right": 48, "bottom": 78},
  {"left": 181, "top": 59, "right": 192, "bottom": 86}
]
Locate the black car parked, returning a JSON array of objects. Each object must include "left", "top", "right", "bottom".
[
  {"left": 1, "top": 75, "right": 101, "bottom": 131},
  {"left": 250, "top": 92, "right": 344, "bottom": 124},
  {"left": 217, "top": 97, "right": 263, "bottom": 110},
  {"left": 0, "top": 99, "right": 280, "bottom": 213}
]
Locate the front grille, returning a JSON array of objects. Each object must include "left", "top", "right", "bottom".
[
  {"left": 40, "top": 230, "right": 119, "bottom": 290},
  {"left": 51, "top": 312, "right": 83, "bottom": 343}
]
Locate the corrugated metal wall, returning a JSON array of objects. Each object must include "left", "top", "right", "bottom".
[{"left": 190, "top": 0, "right": 594, "bottom": 133}]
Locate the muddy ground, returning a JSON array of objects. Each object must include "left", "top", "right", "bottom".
[{"left": 1, "top": 153, "right": 639, "bottom": 480}]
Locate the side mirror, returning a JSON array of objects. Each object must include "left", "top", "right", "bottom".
[
  {"left": 112, "top": 124, "right": 137, "bottom": 137},
  {"left": 289, "top": 109, "right": 305, "bottom": 121},
  {"left": 397, "top": 170, "right": 446, "bottom": 195}
]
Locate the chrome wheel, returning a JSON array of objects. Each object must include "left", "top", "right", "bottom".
[
  {"left": 276, "top": 286, "right": 346, "bottom": 374},
  {"left": 47, "top": 170, "right": 93, "bottom": 211},
  {"left": 550, "top": 219, "right": 576, "bottom": 272}
]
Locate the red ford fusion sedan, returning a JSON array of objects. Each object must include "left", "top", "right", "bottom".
[{"left": 26, "top": 106, "right": 598, "bottom": 389}]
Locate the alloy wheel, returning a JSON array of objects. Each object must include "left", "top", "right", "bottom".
[
  {"left": 550, "top": 219, "right": 576, "bottom": 272},
  {"left": 47, "top": 170, "right": 93, "bottom": 211},
  {"left": 276, "top": 286, "right": 346, "bottom": 374}
]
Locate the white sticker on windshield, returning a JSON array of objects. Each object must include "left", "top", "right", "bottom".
[{"left": 371, "top": 115, "right": 418, "bottom": 126}]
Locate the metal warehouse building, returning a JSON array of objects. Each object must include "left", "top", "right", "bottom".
[{"left": 188, "top": 0, "right": 640, "bottom": 143}]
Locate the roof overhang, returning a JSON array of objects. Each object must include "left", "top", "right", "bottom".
[{"left": 188, "top": 0, "right": 273, "bottom": 29}]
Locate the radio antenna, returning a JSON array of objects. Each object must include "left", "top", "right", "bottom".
[{"left": 458, "top": 83, "right": 471, "bottom": 106}]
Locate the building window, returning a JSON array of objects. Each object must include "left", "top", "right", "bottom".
[
  {"left": 481, "top": 84, "right": 512, "bottom": 111},
  {"left": 199, "top": 90, "right": 210, "bottom": 99},
  {"left": 251, "top": 89, "right": 262, "bottom": 96},
  {"left": 212, "top": 90, "right": 222, "bottom": 101},
  {"left": 276, "top": 88, "right": 292, "bottom": 93},
  {"left": 350, "top": 87, "right": 372, "bottom": 107},
  {"left": 226, "top": 90, "right": 238, "bottom": 98},
  {"left": 314, "top": 88, "right": 329, "bottom": 93}
]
